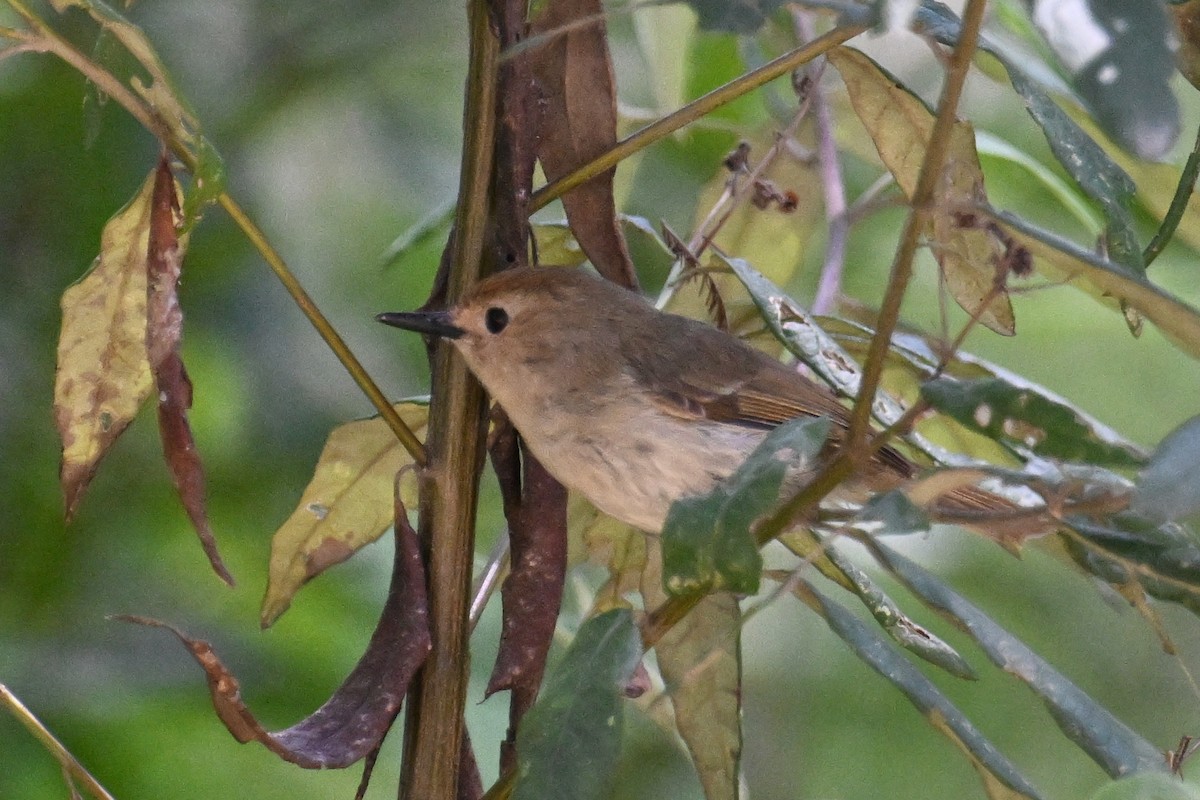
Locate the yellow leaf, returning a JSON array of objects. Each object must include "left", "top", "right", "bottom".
[
  {"left": 829, "top": 46, "right": 1016, "bottom": 335},
  {"left": 575, "top": 496, "right": 646, "bottom": 612},
  {"left": 262, "top": 403, "right": 428, "bottom": 627},
  {"left": 642, "top": 548, "right": 742, "bottom": 800},
  {"left": 55, "top": 169, "right": 158, "bottom": 519}
]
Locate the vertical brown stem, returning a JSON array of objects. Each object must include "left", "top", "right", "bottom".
[{"left": 398, "top": 0, "right": 499, "bottom": 796}]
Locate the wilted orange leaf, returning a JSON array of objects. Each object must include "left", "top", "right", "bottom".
[
  {"left": 829, "top": 46, "right": 1015, "bottom": 336},
  {"left": 55, "top": 169, "right": 159, "bottom": 519},
  {"left": 262, "top": 403, "right": 429, "bottom": 627}
]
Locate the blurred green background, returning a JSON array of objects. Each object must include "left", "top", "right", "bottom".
[{"left": 3, "top": 2, "right": 1200, "bottom": 799}]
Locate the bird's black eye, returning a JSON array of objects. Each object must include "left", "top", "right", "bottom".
[{"left": 485, "top": 307, "right": 509, "bottom": 334}]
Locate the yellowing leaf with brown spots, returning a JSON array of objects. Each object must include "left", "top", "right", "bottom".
[
  {"left": 829, "top": 47, "right": 1015, "bottom": 336},
  {"left": 55, "top": 170, "right": 159, "bottom": 520},
  {"left": 642, "top": 546, "right": 742, "bottom": 800},
  {"left": 262, "top": 403, "right": 428, "bottom": 627}
]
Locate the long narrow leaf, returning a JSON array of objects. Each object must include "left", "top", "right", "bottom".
[
  {"left": 871, "top": 543, "right": 1168, "bottom": 777},
  {"left": 792, "top": 580, "right": 1044, "bottom": 800}
]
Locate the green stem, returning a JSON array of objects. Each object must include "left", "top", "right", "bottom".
[
  {"left": 6, "top": 0, "right": 427, "bottom": 465},
  {"left": 1, "top": 683, "right": 115, "bottom": 800},
  {"left": 528, "top": 23, "right": 866, "bottom": 213},
  {"left": 1143, "top": 120, "right": 1200, "bottom": 268}
]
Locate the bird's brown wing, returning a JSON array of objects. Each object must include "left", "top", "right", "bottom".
[{"left": 645, "top": 354, "right": 915, "bottom": 480}]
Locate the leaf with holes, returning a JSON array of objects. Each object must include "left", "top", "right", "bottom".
[{"left": 920, "top": 377, "right": 1146, "bottom": 468}]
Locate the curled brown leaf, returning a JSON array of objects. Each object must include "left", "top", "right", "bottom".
[
  {"left": 116, "top": 504, "right": 431, "bottom": 770},
  {"left": 146, "top": 155, "right": 232, "bottom": 585}
]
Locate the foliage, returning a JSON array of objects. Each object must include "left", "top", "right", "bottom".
[{"left": 4, "top": 0, "right": 1200, "bottom": 799}]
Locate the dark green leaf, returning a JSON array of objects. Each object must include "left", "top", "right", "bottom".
[
  {"left": 1065, "top": 513, "right": 1200, "bottom": 615},
  {"left": 1033, "top": 0, "right": 1180, "bottom": 160},
  {"left": 686, "top": 0, "right": 787, "bottom": 33},
  {"left": 872, "top": 543, "right": 1169, "bottom": 778},
  {"left": 513, "top": 609, "right": 643, "bottom": 800},
  {"left": 1004, "top": 68, "right": 1143, "bottom": 271},
  {"left": 797, "top": 581, "right": 1043, "bottom": 799},
  {"left": 860, "top": 490, "right": 932, "bottom": 535},
  {"left": 381, "top": 203, "right": 455, "bottom": 269},
  {"left": 819, "top": 545, "right": 975, "bottom": 679},
  {"left": 920, "top": 377, "right": 1146, "bottom": 468},
  {"left": 1089, "top": 772, "right": 1200, "bottom": 800},
  {"left": 181, "top": 136, "right": 226, "bottom": 233},
  {"left": 1133, "top": 416, "right": 1200, "bottom": 522},
  {"left": 662, "top": 416, "right": 831, "bottom": 597}
]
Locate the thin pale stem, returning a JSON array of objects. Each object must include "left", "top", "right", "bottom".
[
  {"left": 792, "top": 11, "right": 848, "bottom": 315},
  {"left": 1, "top": 683, "right": 115, "bottom": 800}
]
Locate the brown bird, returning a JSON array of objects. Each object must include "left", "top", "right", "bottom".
[{"left": 379, "top": 266, "right": 1018, "bottom": 534}]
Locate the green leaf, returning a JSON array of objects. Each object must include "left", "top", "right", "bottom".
[
  {"left": 795, "top": 581, "right": 1044, "bottom": 799},
  {"left": 872, "top": 543, "right": 1170, "bottom": 778},
  {"left": 1089, "top": 772, "right": 1200, "bottom": 800},
  {"left": 1032, "top": 0, "right": 1180, "bottom": 160},
  {"left": 990, "top": 209, "right": 1200, "bottom": 359},
  {"left": 685, "top": 0, "right": 786, "bottom": 33},
  {"left": 1133, "top": 416, "right": 1200, "bottom": 522},
  {"left": 181, "top": 136, "right": 226, "bottom": 233},
  {"left": 859, "top": 490, "right": 932, "bottom": 535},
  {"left": 975, "top": 130, "right": 1102, "bottom": 234},
  {"left": 724, "top": 254, "right": 1037, "bottom": 475},
  {"left": 381, "top": 203, "right": 454, "bottom": 269},
  {"left": 920, "top": 377, "right": 1146, "bottom": 468},
  {"left": 662, "top": 416, "right": 831, "bottom": 597},
  {"left": 1065, "top": 513, "right": 1200, "bottom": 616},
  {"left": 513, "top": 609, "right": 643, "bottom": 800},
  {"left": 819, "top": 546, "right": 976, "bottom": 679}
]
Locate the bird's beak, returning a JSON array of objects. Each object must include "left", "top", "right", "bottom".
[{"left": 375, "top": 310, "right": 465, "bottom": 340}]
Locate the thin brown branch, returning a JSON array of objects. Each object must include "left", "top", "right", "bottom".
[
  {"left": 529, "top": 23, "right": 867, "bottom": 213},
  {"left": 844, "top": 0, "right": 988, "bottom": 452}
]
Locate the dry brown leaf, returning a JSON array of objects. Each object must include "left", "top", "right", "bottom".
[
  {"left": 828, "top": 47, "right": 1015, "bottom": 335},
  {"left": 531, "top": 0, "right": 637, "bottom": 288},
  {"left": 117, "top": 504, "right": 431, "bottom": 771},
  {"left": 262, "top": 403, "right": 428, "bottom": 627},
  {"left": 146, "top": 156, "right": 232, "bottom": 585}
]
